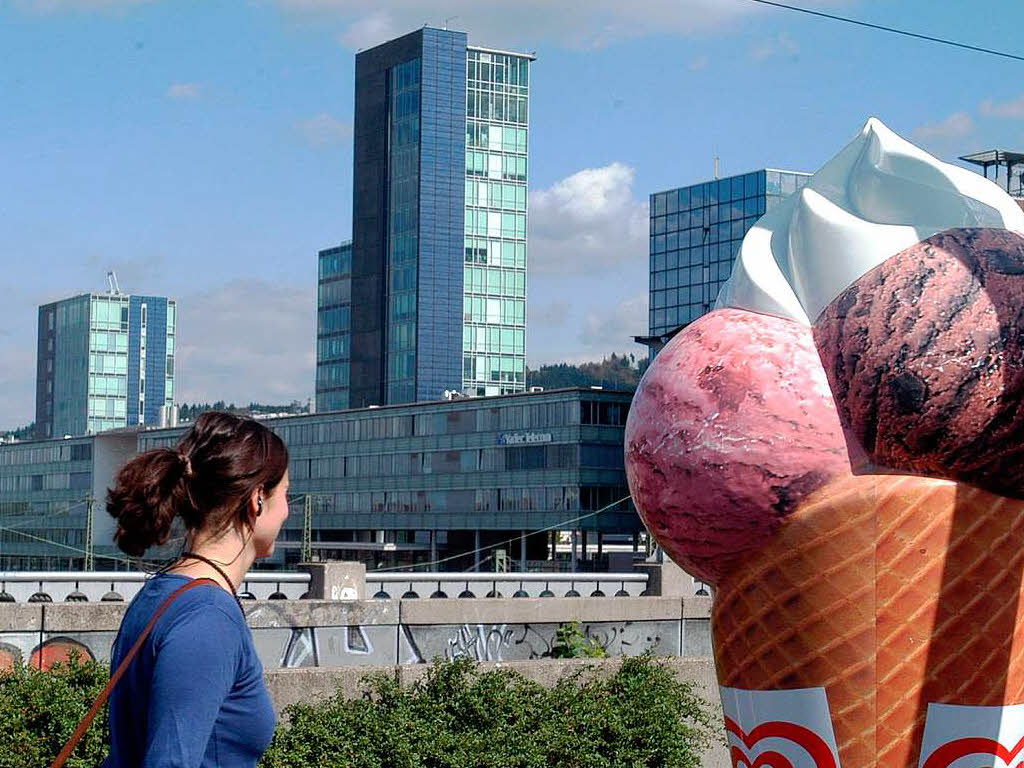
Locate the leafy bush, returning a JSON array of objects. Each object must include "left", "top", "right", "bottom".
[
  {"left": 549, "top": 621, "right": 608, "bottom": 659},
  {"left": 261, "top": 654, "right": 717, "bottom": 768},
  {"left": 0, "top": 652, "right": 110, "bottom": 768},
  {"left": 0, "top": 653, "right": 717, "bottom": 768}
]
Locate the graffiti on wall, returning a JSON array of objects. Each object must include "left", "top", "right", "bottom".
[
  {"left": 0, "top": 616, "right": 686, "bottom": 670},
  {"left": 0, "top": 635, "right": 96, "bottom": 672},
  {"left": 401, "top": 621, "right": 675, "bottom": 665}
]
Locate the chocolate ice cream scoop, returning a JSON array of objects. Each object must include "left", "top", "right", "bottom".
[{"left": 813, "top": 227, "right": 1024, "bottom": 499}]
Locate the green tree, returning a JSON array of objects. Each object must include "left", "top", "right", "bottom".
[{"left": 527, "top": 352, "right": 650, "bottom": 392}]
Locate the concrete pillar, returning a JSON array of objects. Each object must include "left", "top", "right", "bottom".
[
  {"left": 633, "top": 557, "right": 693, "bottom": 597},
  {"left": 298, "top": 561, "right": 366, "bottom": 600},
  {"left": 474, "top": 529, "right": 481, "bottom": 572},
  {"left": 430, "top": 529, "right": 437, "bottom": 565},
  {"left": 581, "top": 530, "right": 588, "bottom": 561},
  {"left": 520, "top": 530, "right": 527, "bottom": 571},
  {"left": 597, "top": 532, "right": 604, "bottom": 558},
  {"left": 571, "top": 530, "right": 579, "bottom": 572}
]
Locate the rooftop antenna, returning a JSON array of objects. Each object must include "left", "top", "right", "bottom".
[
  {"left": 713, "top": 156, "right": 720, "bottom": 180},
  {"left": 443, "top": 15, "right": 458, "bottom": 30},
  {"left": 106, "top": 270, "right": 122, "bottom": 295}
]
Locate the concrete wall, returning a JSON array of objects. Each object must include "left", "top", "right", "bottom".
[
  {"left": 0, "top": 596, "right": 712, "bottom": 670},
  {"left": 263, "top": 656, "right": 730, "bottom": 768}
]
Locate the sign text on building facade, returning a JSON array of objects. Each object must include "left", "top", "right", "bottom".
[{"left": 498, "top": 432, "right": 553, "bottom": 446}]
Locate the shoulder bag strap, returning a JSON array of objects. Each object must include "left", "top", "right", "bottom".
[{"left": 48, "top": 577, "right": 222, "bottom": 768}]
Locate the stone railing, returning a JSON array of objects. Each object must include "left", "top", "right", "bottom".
[
  {"left": 0, "top": 595, "right": 712, "bottom": 670},
  {"left": 0, "top": 571, "right": 311, "bottom": 603},
  {"left": 365, "top": 571, "right": 650, "bottom": 599},
  {"left": 0, "top": 564, "right": 670, "bottom": 603}
]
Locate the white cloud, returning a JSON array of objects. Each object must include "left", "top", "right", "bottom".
[
  {"left": 294, "top": 113, "right": 353, "bottom": 148},
  {"left": 75, "top": 254, "right": 167, "bottom": 298},
  {"left": 174, "top": 279, "right": 315, "bottom": 406},
  {"left": 529, "top": 162, "right": 648, "bottom": 275},
  {"left": 270, "top": 0, "right": 820, "bottom": 50},
  {"left": 530, "top": 301, "right": 570, "bottom": 328},
  {"left": 980, "top": 94, "right": 1024, "bottom": 119},
  {"left": 579, "top": 292, "right": 648, "bottom": 355},
  {"left": 912, "top": 111, "right": 975, "bottom": 141},
  {"left": 688, "top": 54, "right": 709, "bottom": 71},
  {"left": 338, "top": 10, "right": 402, "bottom": 50},
  {"left": 166, "top": 83, "right": 202, "bottom": 100},
  {"left": 749, "top": 31, "right": 799, "bottom": 61}
]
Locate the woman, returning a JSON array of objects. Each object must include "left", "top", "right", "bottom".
[{"left": 101, "top": 411, "right": 290, "bottom": 768}]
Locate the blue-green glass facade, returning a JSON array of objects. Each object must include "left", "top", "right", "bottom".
[
  {"left": 3, "top": 390, "right": 638, "bottom": 571},
  {"left": 647, "top": 169, "right": 809, "bottom": 343},
  {"left": 140, "top": 388, "right": 639, "bottom": 570},
  {"left": 317, "top": 242, "right": 353, "bottom": 412},
  {"left": 462, "top": 47, "right": 529, "bottom": 396},
  {"left": 0, "top": 431, "right": 138, "bottom": 570},
  {"left": 127, "top": 295, "right": 175, "bottom": 429},
  {"left": 36, "top": 293, "right": 175, "bottom": 437}
]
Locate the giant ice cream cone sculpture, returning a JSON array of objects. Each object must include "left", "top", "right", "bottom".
[{"left": 626, "top": 118, "right": 1024, "bottom": 767}]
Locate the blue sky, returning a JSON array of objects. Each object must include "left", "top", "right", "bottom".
[{"left": 3, "top": 0, "right": 1024, "bottom": 429}]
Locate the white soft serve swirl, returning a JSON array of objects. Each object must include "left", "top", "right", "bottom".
[{"left": 716, "top": 117, "right": 1024, "bottom": 325}]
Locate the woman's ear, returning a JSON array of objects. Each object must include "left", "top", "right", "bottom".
[{"left": 247, "top": 486, "right": 263, "bottom": 524}]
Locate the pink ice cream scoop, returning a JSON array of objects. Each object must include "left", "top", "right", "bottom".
[{"left": 625, "top": 307, "right": 851, "bottom": 584}]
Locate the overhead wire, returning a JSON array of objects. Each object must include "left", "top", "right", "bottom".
[
  {"left": 368, "top": 495, "right": 634, "bottom": 573},
  {"left": 744, "top": 0, "right": 1024, "bottom": 63},
  {"left": 1, "top": 490, "right": 637, "bottom": 575},
  {"left": 0, "top": 497, "right": 92, "bottom": 532},
  {"left": 0, "top": 524, "right": 140, "bottom": 569}
]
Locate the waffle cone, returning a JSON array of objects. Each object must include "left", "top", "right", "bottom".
[
  {"left": 712, "top": 474, "right": 1024, "bottom": 768},
  {"left": 876, "top": 476, "right": 1024, "bottom": 766}
]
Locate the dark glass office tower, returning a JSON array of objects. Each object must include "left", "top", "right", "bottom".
[
  {"left": 348, "top": 28, "right": 532, "bottom": 407},
  {"left": 638, "top": 169, "right": 810, "bottom": 357}
]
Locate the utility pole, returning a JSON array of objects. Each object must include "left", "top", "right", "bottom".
[
  {"left": 301, "top": 494, "right": 312, "bottom": 563},
  {"left": 84, "top": 495, "right": 95, "bottom": 572}
]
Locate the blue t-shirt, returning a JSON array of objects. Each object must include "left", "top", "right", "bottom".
[{"left": 101, "top": 573, "right": 276, "bottom": 768}]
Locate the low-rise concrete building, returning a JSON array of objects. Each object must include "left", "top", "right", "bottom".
[
  {"left": 0, "top": 431, "right": 137, "bottom": 570},
  {"left": 0, "top": 388, "right": 641, "bottom": 571},
  {"left": 142, "top": 387, "right": 640, "bottom": 571}
]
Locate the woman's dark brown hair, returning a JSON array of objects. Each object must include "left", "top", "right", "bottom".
[{"left": 106, "top": 411, "right": 290, "bottom": 557}]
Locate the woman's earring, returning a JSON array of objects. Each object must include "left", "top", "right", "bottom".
[{"left": 257, "top": 497, "right": 263, "bottom": 517}]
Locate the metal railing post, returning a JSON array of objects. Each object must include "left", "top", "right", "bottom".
[{"left": 84, "top": 495, "right": 95, "bottom": 572}]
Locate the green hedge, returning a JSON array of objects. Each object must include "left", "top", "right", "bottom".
[
  {"left": 262, "top": 655, "right": 717, "bottom": 768},
  {"left": 0, "top": 654, "right": 717, "bottom": 768},
  {"left": 0, "top": 653, "right": 109, "bottom": 768}
]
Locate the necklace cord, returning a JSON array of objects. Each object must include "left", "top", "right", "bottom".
[{"left": 176, "top": 551, "right": 246, "bottom": 615}]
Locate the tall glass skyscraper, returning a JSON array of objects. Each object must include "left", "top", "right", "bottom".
[
  {"left": 316, "top": 241, "right": 353, "bottom": 412},
  {"left": 35, "top": 292, "right": 176, "bottom": 437},
  {"left": 638, "top": 169, "right": 809, "bottom": 356},
  {"left": 345, "top": 28, "right": 532, "bottom": 409}
]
